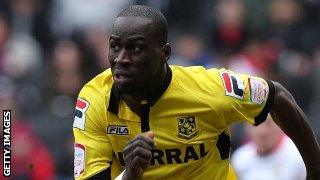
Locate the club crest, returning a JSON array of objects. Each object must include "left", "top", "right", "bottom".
[{"left": 177, "top": 116, "right": 198, "bottom": 140}]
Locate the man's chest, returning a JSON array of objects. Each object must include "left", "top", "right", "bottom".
[{"left": 105, "top": 104, "right": 229, "bottom": 167}]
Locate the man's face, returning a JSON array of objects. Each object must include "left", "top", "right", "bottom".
[{"left": 108, "top": 16, "right": 163, "bottom": 95}]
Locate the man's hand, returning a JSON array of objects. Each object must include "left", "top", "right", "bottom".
[{"left": 122, "top": 131, "right": 155, "bottom": 180}]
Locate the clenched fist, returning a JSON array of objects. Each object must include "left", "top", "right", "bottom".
[{"left": 122, "top": 131, "right": 155, "bottom": 180}]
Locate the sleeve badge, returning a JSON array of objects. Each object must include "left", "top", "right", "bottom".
[
  {"left": 249, "top": 78, "right": 269, "bottom": 104},
  {"left": 74, "top": 143, "right": 85, "bottom": 178}
]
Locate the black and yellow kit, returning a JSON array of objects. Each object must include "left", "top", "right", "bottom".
[{"left": 73, "top": 65, "right": 274, "bottom": 179}]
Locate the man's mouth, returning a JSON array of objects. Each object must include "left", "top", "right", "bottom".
[
  {"left": 114, "top": 74, "right": 131, "bottom": 80},
  {"left": 113, "top": 70, "right": 134, "bottom": 83}
]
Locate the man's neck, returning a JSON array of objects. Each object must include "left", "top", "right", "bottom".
[{"left": 122, "top": 64, "right": 168, "bottom": 115}]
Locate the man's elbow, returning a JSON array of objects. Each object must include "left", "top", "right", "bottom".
[
  {"left": 271, "top": 81, "right": 296, "bottom": 106},
  {"left": 269, "top": 81, "right": 298, "bottom": 121}
]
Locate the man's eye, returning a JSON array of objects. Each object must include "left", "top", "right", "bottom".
[
  {"left": 133, "top": 45, "right": 142, "bottom": 52},
  {"left": 110, "top": 44, "right": 120, "bottom": 52}
]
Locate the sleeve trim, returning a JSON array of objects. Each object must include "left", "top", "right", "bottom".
[{"left": 253, "top": 80, "right": 275, "bottom": 126}]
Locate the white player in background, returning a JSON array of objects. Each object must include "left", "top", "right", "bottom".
[{"left": 231, "top": 115, "right": 306, "bottom": 180}]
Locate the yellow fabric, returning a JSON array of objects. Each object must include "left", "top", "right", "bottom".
[{"left": 73, "top": 65, "right": 270, "bottom": 179}]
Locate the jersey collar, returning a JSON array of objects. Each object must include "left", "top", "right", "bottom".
[{"left": 107, "top": 64, "right": 172, "bottom": 115}]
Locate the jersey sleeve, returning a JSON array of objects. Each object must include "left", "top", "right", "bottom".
[
  {"left": 73, "top": 84, "right": 113, "bottom": 179},
  {"left": 212, "top": 68, "right": 275, "bottom": 126}
]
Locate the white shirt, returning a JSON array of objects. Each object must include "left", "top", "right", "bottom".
[{"left": 231, "top": 136, "right": 306, "bottom": 180}]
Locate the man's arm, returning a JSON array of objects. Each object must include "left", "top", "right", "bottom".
[
  {"left": 270, "top": 81, "right": 320, "bottom": 179},
  {"left": 73, "top": 87, "right": 114, "bottom": 179}
]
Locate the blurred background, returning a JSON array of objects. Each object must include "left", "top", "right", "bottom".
[{"left": 0, "top": 0, "right": 319, "bottom": 179}]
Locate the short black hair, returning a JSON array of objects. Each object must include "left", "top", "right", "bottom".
[{"left": 117, "top": 5, "right": 168, "bottom": 46}]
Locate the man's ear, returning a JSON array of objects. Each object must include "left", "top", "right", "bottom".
[{"left": 161, "top": 43, "right": 171, "bottom": 63}]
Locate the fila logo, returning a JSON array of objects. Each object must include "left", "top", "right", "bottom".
[
  {"left": 107, "top": 125, "right": 129, "bottom": 135},
  {"left": 73, "top": 98, "right": 89, "bottom": 130},
  {"left": 219, "top": 71, "right": 244, "bottom": 100}
]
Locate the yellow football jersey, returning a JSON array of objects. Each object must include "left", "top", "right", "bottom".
[{"left": 73, "top": 65, "right": 274, "bottom": 179}]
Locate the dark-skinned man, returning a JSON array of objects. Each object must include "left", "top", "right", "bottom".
[{"left": 73, "top": 5, "right": 320, "bottom": 180}]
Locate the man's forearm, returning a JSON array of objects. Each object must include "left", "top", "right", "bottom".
[{"left": 271, "top": 82, "right": 320, "bottom": 177}]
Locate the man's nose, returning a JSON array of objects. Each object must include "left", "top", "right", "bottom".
[{"left": 114, "top": 48, "right": 130, "bottom": 64}]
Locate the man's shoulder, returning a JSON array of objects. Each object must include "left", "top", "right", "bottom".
[
  {"left": 170, "top": 65, "right": 219, "bottom": 73},
  {"left": 73, "top": 69, "right": 112, "bottom": 131},
  {"left": 78, "top": 68, "right": 113, "bottom": 101},
  {"left": 82, "top": 69, "right": 113, "bottom": 91},
  {"left": 169, "top": 65, "right": 227, "bottom": 92},
  {"left": 170, "top": 65, "right": 221, "bottom": 82}
]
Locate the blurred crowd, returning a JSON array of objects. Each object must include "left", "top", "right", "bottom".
[{"left": 0, "top": 0, "right": 319, "bottom": 179}]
